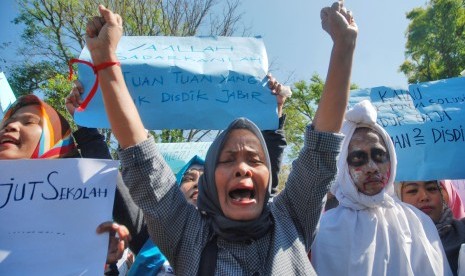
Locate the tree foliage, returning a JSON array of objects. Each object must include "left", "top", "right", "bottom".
[
  {"left": 284, "top": 74, "right": 323, "bottom": 158},
  {"left": 284, "top": 74, "right": 358, "bottom": 158},
  {"left": 8, "top": 61, "right": 59, "bottom": 97},
  {"left": 40, "top": 73, "right": 74, "bottom": 126},
  {"left": 400, "top": 0, "right": 465, "bottom": 83},
  {"left": 7, "top": 0, "right": 245, "bottom": 145}
]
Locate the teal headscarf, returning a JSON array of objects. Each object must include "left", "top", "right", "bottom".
[{"left": 175, "top": 155, "right": 205, "bottom": 185}]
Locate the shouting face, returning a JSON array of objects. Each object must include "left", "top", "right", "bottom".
[
  {"left": 215, "top": 129, "right": 269, "bottom": 221},
  {"left": 0, "top": 105, "right": 42, "bottom": 160},
  {"left": 347, "top": 127, "right": 391, "bottom": 196}
]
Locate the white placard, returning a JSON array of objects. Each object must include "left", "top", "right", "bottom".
[{"left": 0, "top": 158, "right": 119, "bottom": 275}]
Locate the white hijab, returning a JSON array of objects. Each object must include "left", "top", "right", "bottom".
[{"left": 311, "top": 100, "right": 451, "bottom": 276}]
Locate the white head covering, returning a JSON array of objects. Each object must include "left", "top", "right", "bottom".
[
  {"left": 331, "top": 100, "right": 397, "bottom": 209},
  {"left": 311, "top": 100, "right": 452, "bottom": 275}
]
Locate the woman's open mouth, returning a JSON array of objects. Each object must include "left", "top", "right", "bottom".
[{"left": 229, "top": 188, "right": 255, "bottom": 202}]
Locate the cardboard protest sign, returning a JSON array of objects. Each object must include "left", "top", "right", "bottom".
[
  {"left": 0, "top": 158, "right": 118, "bottom": 275},
  {"left": 75, "top": 36, "right": 278, "bottom": 130},
  {"left": 349, "top": 77, "right": 465, "bottom": 181},
  {"left": 0, "top": 72, "right": 16, "bottom": 119}
]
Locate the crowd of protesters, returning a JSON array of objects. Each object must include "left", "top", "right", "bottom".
[{"left": 1, "top": 1, "right": 464, "bottom": 275}]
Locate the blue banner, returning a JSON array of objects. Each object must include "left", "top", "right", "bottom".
[
  {"left": 349, "top": 77, "right": 465, "bottom": 181},
  {"left": 156, "top": 141, "right": 211, "bottom": 174},
  {"left": 0, "top": 72, "right": 16, "bottom": 119},
  {"left": 75, "top": 36, "right": 278, "bottom": 130}
]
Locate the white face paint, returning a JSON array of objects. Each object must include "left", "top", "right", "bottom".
[{"left": 347, "top": 128, "right": 391, "bottom": 196}]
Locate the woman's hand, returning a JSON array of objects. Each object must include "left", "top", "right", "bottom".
[
  {"left": 97, "top": 221, "right": 132, "bottom": 264},
  {"left": 65, "top": 81, "right": 84, "bottom": 116},
  {"left": 86, "top": 5, "right": 123, "bottom": 64},
  {"left": 320, "top": 1, "right": 358, "bottom": 47},
  {"left": 267, "top": 74, "right": 289, "bottom": 117}
]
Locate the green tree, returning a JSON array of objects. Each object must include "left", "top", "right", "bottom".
[
  {"left": 6, "top": 0, "right": 244, "bottom": 146},
  {"left": 40, "top": 73, "right": 74, "bottom": 126},
  {"left": 284, "top": 73, "right": 358, "bottom": 158},
  {"left": 8, "top": 61, "right": 60, "bottom": 97},
  {"left": 400, "top": 0, "right": 465, "bottom": 83},
  {"left": 273, "top": 74, "right": 357, "bottom": 189},
  {"left": 284, "top": 74, "right": 323, "bottom": 158}
]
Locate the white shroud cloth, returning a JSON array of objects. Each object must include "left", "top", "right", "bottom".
[{"left": 311, "top": 100, "right": 452, "bottom": 275}]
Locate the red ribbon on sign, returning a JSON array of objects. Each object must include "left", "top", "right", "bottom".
[{"left": 68, "top": 58, "right": 121, "bottom": 111}]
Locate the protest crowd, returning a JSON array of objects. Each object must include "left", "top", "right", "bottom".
[{"left": 2, "top": 1, "right": 465, "bottom": 275}]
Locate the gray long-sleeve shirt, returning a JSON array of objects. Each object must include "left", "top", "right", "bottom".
[{"left": 119, "top": 126, "right": 343, "bottom": 275}]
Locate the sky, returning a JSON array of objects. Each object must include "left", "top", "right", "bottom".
[
  {"left": 239, "top": 0, "right": 428, "bottom": 89},
  {"left": 0, "top": 0, "right": 428, "bottom": 90}
]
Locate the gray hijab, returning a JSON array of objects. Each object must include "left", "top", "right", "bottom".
[
  {"left": 197, "top": 118, "right": 273, "bottom": 241},
  {"left": 435, "top": 181, "right": 454, "bottom": 236}
]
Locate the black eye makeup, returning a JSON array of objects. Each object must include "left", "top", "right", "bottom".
[
  {"left": 347, "top": 151, "right": 368, "bottom": 167},
  {"left": 347, "top": 148, "right": 389, "bottom": 167},
  {"left": 371, "top": 148, "right": 389, "bottom": 163}
]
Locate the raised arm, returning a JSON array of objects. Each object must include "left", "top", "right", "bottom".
[
  {"left": 313, "top": 1, "right": 357, "bottom": 133},
  {"left": 273, "top": 1, "right": 357, "bottom": 250},
  {"left": 264, "top": 74, "right": 288, "bottom": 196},
  {"left": 85, "top": 7, "right": 208, "bottom": 268},
  {"left": 85, "top": 5, "right": 147, "bottom": 149}
]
